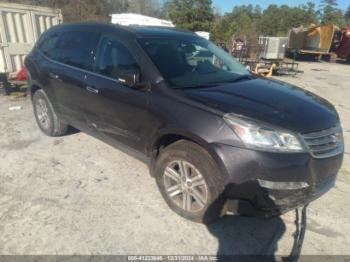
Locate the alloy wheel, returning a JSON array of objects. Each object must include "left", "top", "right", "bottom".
[
  {"left": 163, "top": 160, "right": 208, "bottom": 212},
  {"left": 35, "top": 98, "right": 50, "bottom": 130}
]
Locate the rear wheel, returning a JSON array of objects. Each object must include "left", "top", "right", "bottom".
[
  {"left": 155, "top": 140, "right": 225, "bottom": 224},
  {"left": 33, "top": 89, "right": 68, "bottom": 137}
]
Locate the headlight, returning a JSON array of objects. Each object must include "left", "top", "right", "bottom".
[{"left": 223, "top": 114, "right": 305, "bottom": 152}]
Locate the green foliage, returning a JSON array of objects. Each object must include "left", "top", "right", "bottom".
[
  {"left": 210, "top": 3, "right": 319, "bottom": 42},
  {"left": 344, "top": 5, "right": 350, "bottom": 25},
  {"left": 346, "top": 5, "right": 350, "bottom": 19},
  {"left": 260, "top": 4, "right": 318, "bottom": 36},
  {"left": 320, "top": 0, "right": 346, "bottom": 26},
  {"left": 5, "top": 0, "right": 349, "bottom": 40},
  {"left": 164, "top": 0, "right": 214, "bottom": 31},
  {"left": 4, "top": 0, "right": 164, "bottom": 22},
  {"left": 212, "top": 5, "right": 261, "bottom": 43}
]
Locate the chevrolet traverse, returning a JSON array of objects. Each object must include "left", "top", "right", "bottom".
[{"left": 25, "top": 23, "right": 344, "bottom": 223}]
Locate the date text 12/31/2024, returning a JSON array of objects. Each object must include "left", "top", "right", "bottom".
[{"left": 127, "top": 255, "right": 218, "bottom": 261}]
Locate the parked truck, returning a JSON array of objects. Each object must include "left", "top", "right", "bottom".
[
  {"left": 287, "top": 24, "right": 338, "bottom": 60},
  {"left": 0, "top": 2, "right": 62, "bottom": 93}
]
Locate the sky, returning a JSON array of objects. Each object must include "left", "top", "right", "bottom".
[{"left": 211, "top": 0, "right": 349, "bottom": 13}]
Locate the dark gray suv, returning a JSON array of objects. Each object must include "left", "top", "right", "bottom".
[{"left": 25, "top": 23, "right": 344, "bottom": 224}]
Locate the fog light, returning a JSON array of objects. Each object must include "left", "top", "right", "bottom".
[{"left": 258, "top": 179, "right": 309, "bottom": 190}]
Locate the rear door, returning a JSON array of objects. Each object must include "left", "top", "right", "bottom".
[
  {"left": 39, "top": 30, "right": 100, "bottom": 128},
  {"left": 82, "top": 34, "right": 151, "bottom": 153}
]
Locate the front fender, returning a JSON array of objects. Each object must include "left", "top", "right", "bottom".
[{"left": 148, "top": 128, "right": 230, "bottom": 180}]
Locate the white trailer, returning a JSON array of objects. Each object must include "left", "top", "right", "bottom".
[
  {"left": 258, "top": 36, "right": 288, "bottom": 60},
  {"left": 0, "top": 2, "right": 62, "bottom": 74},
  {"left": 111, "top": 13, "right": 174, "bottom": 27},
  {"left": 111, "top": 14, "right": 210, "bottom": 41},
  {"left": 195, "top": 31, "right": 210, "bottom": 40}
]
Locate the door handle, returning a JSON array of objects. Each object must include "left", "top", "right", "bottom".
[
  {"left": 49, "top": 72, "right": 60, "bottom": 80},
  {"left": 86, "top": 86, "right": 99, "bottom": 94}
]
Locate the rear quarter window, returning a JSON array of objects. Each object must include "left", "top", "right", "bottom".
[
  {"left": 37, "top": 33, "right": 59, "bottom": 59},
  {"left": 38, "top": 30, "right": 100, "bottom": 71}
]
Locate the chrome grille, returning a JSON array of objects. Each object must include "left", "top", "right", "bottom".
[{"left": 301, "top": 125, "right": 344, "bottom": 158}]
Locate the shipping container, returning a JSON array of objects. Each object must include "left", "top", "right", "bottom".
[{"left": 0, "top": 2, "right": 62, "bottom": 74}]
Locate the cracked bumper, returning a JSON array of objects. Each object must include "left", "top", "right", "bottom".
[{"left": 211, "top": 143, "right": 343, "bottom": 217}]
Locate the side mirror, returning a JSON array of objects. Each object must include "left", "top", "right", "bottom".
[{"left": 118, "top": 67, "right": 141, "bottom": 88}]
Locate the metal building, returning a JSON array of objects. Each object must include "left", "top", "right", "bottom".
[{"left": 0, "top": 2, "right": 62, "bottom": 74}]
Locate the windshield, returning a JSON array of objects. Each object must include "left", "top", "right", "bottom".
[{"left": 138, "top": 37, "right": 249, "bottom": 88}]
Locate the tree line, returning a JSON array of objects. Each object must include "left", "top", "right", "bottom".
[
  {"left": 5, "top": 0, "right": 350, "bottom": 42},
  {"left": 6, "top": 0, "right": 164, "bottom": 22},
  {"left": 169, "top": 0, "right": 350, "bottom": 42}
]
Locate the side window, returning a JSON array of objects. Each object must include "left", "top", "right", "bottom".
[
  {"left": 95, "top": 35, "right": 138, "bottom": 80},
  {"left": 37, "top": 33, "right": 59, "bottom": 59},
  {"left": 55, "top": 31, "right": 100, "bottom": 70}
]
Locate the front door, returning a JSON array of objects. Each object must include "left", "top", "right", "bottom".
[{"left": 83, "top": 34, "right": 151, "bottom": 154}]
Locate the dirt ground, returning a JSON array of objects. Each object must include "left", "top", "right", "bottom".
[{"left": 0, "top": 61, "right": 349, "bottom": 256}]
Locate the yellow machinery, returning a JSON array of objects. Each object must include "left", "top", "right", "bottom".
[{"left": 287, "top": 24, "right": 338, "bottom": 58}]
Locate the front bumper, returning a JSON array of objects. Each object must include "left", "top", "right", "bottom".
[{"left": 212, "top": 143, "right": 343, "bottom": 217}]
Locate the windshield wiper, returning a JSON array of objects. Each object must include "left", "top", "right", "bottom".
[
  {"left": 173, "top": 83, "right": 219, "bottom": 89},
  {"left": 172, "top": 75, "right": 254, "bottom": 89},
  {"left": 214, "top": 74, "right": 254, "bottom": 84}
]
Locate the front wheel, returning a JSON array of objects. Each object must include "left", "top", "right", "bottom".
[{"left": 154, "top": 140, "right": 225, "bottom": 224}]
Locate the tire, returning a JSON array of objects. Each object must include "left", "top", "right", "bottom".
[
  {"left": 32, "top": 89, "right": 68, "bottom": 137},
  {"left": 154, "top": 140, "right": 225, "bottom": 224}
]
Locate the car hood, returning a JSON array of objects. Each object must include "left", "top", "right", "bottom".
[{"left": 183, "top": 77, "right": 338, "bottom": 133}]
